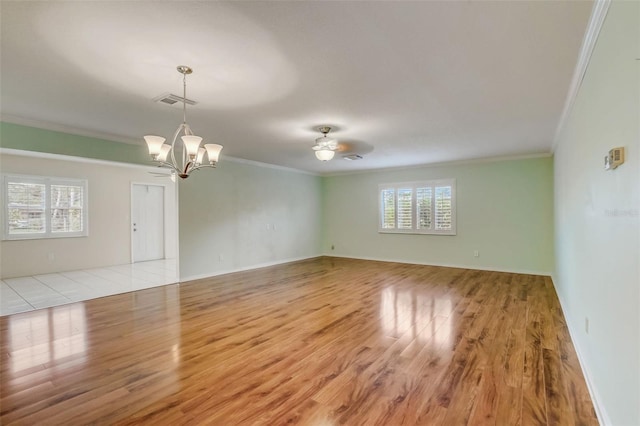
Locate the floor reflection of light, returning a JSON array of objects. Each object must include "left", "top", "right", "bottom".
[
  {"left": 10, "top": 304, "right": 87, "bottom": 373},
  {"left": 380, "top": 288, "right": 453, "bottom": 349},
  {"left": 132, "top": 285, "right": 182, "bottom": 392},
  {"left": 172, "top": 343, "right": 180, "bottom": 364},
  {"left": 3, "top": 284, "right": 185, "bottom": 415},
  {"left": 431, "top": 313, "right": 453, "bottom": 350}
]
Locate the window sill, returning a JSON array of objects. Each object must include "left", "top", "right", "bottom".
[{"left": 378, "top": 230, "right": 456, "bottom": 236}]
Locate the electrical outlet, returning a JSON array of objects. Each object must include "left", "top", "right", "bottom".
[
  {"left": 48, "top": 252, "right": 55, "bottom": 262},
  {"left": 218, "top": 254, "right": 224, "bottom": 262},
  {"left": 473, "top": 250, "right": 479, "bottom": 258},
  {"left": 585, "top": 317, "right": 589, "bottom": 334}
]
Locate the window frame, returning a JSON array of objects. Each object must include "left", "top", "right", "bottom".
[
  {"left": 2, "top": 174, "right": 89, "bottom": 240},
  {"left": 378, "top": 179, "right": 456, "bottom": 235}
]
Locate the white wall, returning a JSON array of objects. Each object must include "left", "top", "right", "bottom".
[
  {"left": 323, "top": 156, "right": 554, "bottom": 275},
  {"left": 553, "top": 1, "right": 639, "bottom": 424},
  {"left": 0, "top": 152, "right": 178, "bottom": 278},
  {"left": 178, "top": 159, "right": 323, "bottom": 280}
]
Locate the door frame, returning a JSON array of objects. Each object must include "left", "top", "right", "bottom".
[{"left": 130, "top": 182, "right": 169, "bottom": 264}]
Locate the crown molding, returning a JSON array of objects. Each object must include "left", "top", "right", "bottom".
[
  {"left": 322, "top": 152, "right": 553, "bottom": 178},
  {"left": 552, "top": 0, "right": 612, "bottom": 152}
]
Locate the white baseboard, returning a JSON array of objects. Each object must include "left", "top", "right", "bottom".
[
  {"left": 322, "top": 253, "right": 552, "bottom": 276},
  {"left": 180, "top": 253, "right": 551, "bottom": 283},
  {"left": 550, "top": 274, "right": 611, "bottom": 426},
  {"left": 179, "top": 254, "right": 321, "bottom": 283}
]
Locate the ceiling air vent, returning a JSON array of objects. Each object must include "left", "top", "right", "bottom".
[
  {"left": 153, "top": 93, "right": 198, "bottom": 106},
  {"left": 343, "top": 154, "right": 363, "bottom": 161}
]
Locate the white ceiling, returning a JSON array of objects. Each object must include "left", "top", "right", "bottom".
[{"left": 1, "top": 1, "right": 593, "bottom": 174}]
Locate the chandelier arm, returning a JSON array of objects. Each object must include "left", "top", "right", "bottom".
[
  {"left": 170, "top": 123, "right": 185, "bottom": 172},
  {"left": 156, "top": 161, "right": 181, "bottom": 175},
  {"left": 189, "top": 164, "right": 216, "bottom": 172},
  {"left": 182, "top": 138, "right": 188, "bottom": 173},
  {"left": 183, "top": 161, "right": 194, "bottom": 176}
]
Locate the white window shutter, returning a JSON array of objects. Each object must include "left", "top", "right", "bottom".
[
  {"left": 379, "top": 179, "right": 455, "bottom": 235},
  {"left": 396, "top": 188, "right": 413, "bottom": 229},
  {"left": 381, "top": 188, "right": 395, "bottom": 229},
  {"left": 435, "top": 186, "right": 453, "bottom": 231},
  {"left": 416, "top": 187, "right": 432, "bottom": 230}
]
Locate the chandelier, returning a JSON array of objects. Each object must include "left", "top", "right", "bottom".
[
  {"left": 144, "top": 66, "right": 223, "bottom": 179},
  {"left": 312, "top": 126, "right": 338, "bottom": 161}
]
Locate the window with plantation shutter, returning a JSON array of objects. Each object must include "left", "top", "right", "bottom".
[
  {"left": 378, "top": 179, "right": 455, "bottom": 235},
  {"left": 397, "top": 188, "right": 412, "bottom": 229},
  {"left": 381, "top": 188, "right": 395, "bottom": 229},
  {"left": 435, "top": 185, "right": 452, "bottom": 231},
  {"left": 416, "top": 187, "right": 432, "bottom": 230},
  {"left": 2, "top": 175, "right": 88, "bottom": 240}
]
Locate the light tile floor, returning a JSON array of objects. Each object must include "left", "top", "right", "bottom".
[{"left": 0, "top": 259, "right": 177, "bottom": 316}]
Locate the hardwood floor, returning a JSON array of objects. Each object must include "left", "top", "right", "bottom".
[{"left": 0, "top": 257, "right": 597, "bottom": 425}]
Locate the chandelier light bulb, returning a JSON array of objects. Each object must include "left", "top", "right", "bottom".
[
  {"left": 181, "top": 135, "right": 203, "bottom": 159},
  {"left": 205, "top": 144, "right": 223, "bottom": 164},
  {"left": 157, "top": 144, "right": 172, "bottom": 162},
  {"left": 196, "top": 147, "right": 206, "bottom": 165},
  {"left": 144, "top": 135, "right": 166, "bottom": 158}
]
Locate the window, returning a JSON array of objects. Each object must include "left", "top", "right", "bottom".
[
  {"left": 379, "top": 179, "right": 456, "bottom": 235},
  {"left": 3, "top": 175, "right": 88, "bottom": 240}
]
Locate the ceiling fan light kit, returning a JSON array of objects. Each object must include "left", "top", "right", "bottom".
[
  {"left": 144, "top": 66, "right": 223, "bottom": 179},
  {"left": 313, "top": 126, "right": 338, "bottom": 161}
]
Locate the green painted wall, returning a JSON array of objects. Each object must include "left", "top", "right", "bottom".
[
  {"left": 178, "top": 160, "right": 323, "bottom": 280},
  {"left": 323, "top": 157, "right": 554, "bottom": 274},
  {"left": 0, "top": 122, "right": 149, "bottom": 164},
  {"left": 553, "top": 1, "right": 639, "bottom": 424}
]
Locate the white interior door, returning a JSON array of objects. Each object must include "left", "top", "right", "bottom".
[{"left": 132, "top": 184, "right": 165, "bottom": 263}]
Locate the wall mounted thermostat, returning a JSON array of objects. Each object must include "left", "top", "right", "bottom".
[{"left": 604, "top": 147, "right": 625, "bottom": 170}]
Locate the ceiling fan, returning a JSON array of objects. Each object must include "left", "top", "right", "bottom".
[
  {"left": 312, "top": 126, "right": 338, "bottom": 161},
  {"left": 311, "top": 126, "right": 367, "bottom": 162}
]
